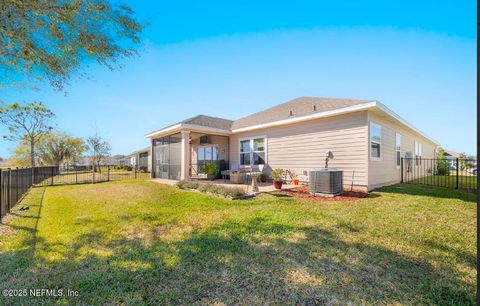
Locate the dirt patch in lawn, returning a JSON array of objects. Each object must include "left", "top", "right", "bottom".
[{"left": 280, "top": 186, "right": 369, "bottom": 201}]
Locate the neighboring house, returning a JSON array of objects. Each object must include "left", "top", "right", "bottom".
[
  {"left": 145, "top": 97, "right": 438, "bottom": 191},
  {"left": 123, "top": 147, "right": 152, "bottom": 171},
  {"left": 443, "top": 149, "right": 460, "bottom": 168}
]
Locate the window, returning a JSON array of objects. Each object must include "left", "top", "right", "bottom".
[
  {"left": 415, "top": 141, "right": 422, "bottom": 166},
  {"left": 395, "top": 133, "right": 402, "bottom": 167},
  {"left": 197, "top": 145, "right": 218, "bottom": 163},
  {"left": 253, "top": 138, "right": 265, "bottom": 165},
  {"left": 370, "top": 122, "right": 381, "bottom": 159},
  {"left": 240, "top": 140, "right": 250, "bottom": 165},
  {"left": 239, "top": 137, "right": 266, "bottom": 166}
]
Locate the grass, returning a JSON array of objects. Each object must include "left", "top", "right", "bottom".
[
  {"left": 35, "top": 171, "right": 150, "bottom": 186},
  {"left": 0, "top": 180, "right": 476, "bottom": 305},
  {"left": 408, "top": 175, "right": 477, "bottom": 191}
]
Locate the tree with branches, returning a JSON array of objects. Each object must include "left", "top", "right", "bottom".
[
  {"left": 38, "top": 132, "right": 86, "bottom": 166},
  {"left": 86, "top": 133, "right": 111, "bottom": 172},
  {"left": 0, "top": 102, "right": 55, "bottom": 167},
  {"left": 0, "top": 0, "right": 143, "bottom": 91}
]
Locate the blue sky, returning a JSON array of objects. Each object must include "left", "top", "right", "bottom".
[{"left": 0, "top": 0, "right": 476, "bottom": 157}]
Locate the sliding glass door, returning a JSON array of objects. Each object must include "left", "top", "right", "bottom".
[{"left": 196, "top": 145, "right": 218, "bottom": 173}]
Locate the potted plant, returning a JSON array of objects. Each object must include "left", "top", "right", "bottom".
[
  {"left": 271, "top": 168, "right": 285, "bottom": 189},
  {"left": 288, "top": 169, "right": 300, "bottom": 185},
  {"left": 258, "top": 172, "right": 269, "bottom": 183},
  {"left": 203, "top": 162, "right": 219, "bottom": 180}
]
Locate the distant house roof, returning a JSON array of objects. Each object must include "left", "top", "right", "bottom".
[
  {"left": 231, "top": 97, "right": 370, "bottom": 130},
  {"left": 127, "top": 146, "right": 151, "bottom": 156},
  {"left": 443, "top": 149, "right": 460, "bottom": 158}
]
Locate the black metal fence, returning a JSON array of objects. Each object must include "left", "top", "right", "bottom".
[
  {"left": 0, "top": 165, "right": 150, "bottom": 221},
  {"left": 401, "top": 158, "right": 477, "bottom": 192}
]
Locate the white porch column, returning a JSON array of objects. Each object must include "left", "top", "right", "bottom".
[{"left": 180, "top": 131, "right": 191, "bottom": 180}]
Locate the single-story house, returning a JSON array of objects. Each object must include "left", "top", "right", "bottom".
[
  {"left": 443, "top": 149, "right": 460, "bottom": 168},
  {"left": 123, "top": 147, "right": 152, "bottom": 172},
  {"left": 145, "top": 97, "right": 439, "bottom": 191}
]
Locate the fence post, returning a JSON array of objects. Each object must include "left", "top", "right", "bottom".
[
  {"left": 107, "top": 165, "right": 110, "bottom": 182},
  {"left": 456, "top": 158, "right": 459, "bottom": 189},
  {"left": 134, "top": 167, "right": 137, "bottom": 179},
  {"left": 400, "top": 158, "right": 404, "bottom": 183},
  {"left": 50, "top": 166, "right": 54, "bottom": 186},
  {"left": 0, "top": 169, "right": 2, "bottom": 222},
  {"left": 15, "top": 167, "right": 19, "bottom": 203},
  {"left": 7, "top": 168, "right": 11, "bottom": 213}
]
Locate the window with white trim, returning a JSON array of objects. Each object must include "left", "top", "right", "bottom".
[
  {"left": 240, "top": 140, "right": 250, "bottom": 165},
  {"left": 415, "top": 141, "right": 422, "bottom": 166},
  {"left": 370, "top": 122, "right": 381, "bottom": 159},
  {"left": 239, "top": 137, "right": 266, "bottom": 166},
  {"left": 395, "top": 133, "right": 402, "bottom": 167}
]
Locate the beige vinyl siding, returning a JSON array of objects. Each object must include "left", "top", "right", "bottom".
[
  {"left": 230, "top": 111, "right": 369, "bottom": 190},
  {"left": 367, "top": 110, "right": 436, "bottom": 189}
]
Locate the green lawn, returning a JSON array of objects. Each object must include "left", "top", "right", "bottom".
[
  {"left": 0, "top": 180, "right": 476, "bottom": 305},
  {"left": 35, "top": 171, "right": 150, "bottom": 186},
  {"left": 408, "top": 175, "right": 477, "bottom": 191}
]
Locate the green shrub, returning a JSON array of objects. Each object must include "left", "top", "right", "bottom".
[
  {"left": 197, "top": 183, "right": 210, "bottom": 193},
  {"left": 202, "top": 162, "right": 219, "bottom": 175},
  {"left": 271, "top": 168, "right": 285, "bottom": 182},
  {"left": 435, "top": 147, "right": 449, "bottom": 176},
  {"left": 176, "top": 180, "right": 199, "bottom": 190},
  {"left": 177, "top": 181, "right": 246, "bottom": 198},
  {"left": 115, "top": 164, "right": 133, "bottom": 171}
]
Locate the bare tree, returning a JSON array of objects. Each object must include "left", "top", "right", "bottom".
[
  {"left": 86, "top": 133, "right": 111, "bottom": 172},
  {"left": 0, "top": 102, "right": 54, "bottom": 167}
]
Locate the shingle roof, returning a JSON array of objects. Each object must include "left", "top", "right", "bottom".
[
  {"left": 181, "top": 115, "right": 233, "bottom": 130},
  {"left": 230, "top": 97, "right": 371, "bottom": 130},
  {"left": 443, "top": 149, "right": 460, "bottom": 157},
  {"left": 145, "top": 97, "right": 374, "bottom": 137}
]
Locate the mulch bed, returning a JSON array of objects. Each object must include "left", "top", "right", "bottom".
[{"left": 280, "top": 185, "right": 369, "bottom": 201}]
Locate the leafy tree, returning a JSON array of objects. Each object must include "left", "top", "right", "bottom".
[
  {"left": 435, "top": 147, "right": 449, "bottom": 176},
  {"left": 10, "top": 138, "right": 33, "bottom": 167},
  {"left": 458, "top": 152, "right": 467, "bottom": 171},
  {"left": 37, "top": 133, "right": 85, "bottom": 166},
  {"left": 0, "top": 0, "right": 143, "bottom": 91},
  {"left": 86, "top": 133, "right": 111, "bottom": 171},
  {"left": 0, "top": 102, "right": 54, "bottom": 167}
]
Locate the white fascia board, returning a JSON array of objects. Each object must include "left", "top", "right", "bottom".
[
  {"left": 374, "top": 101, "right": 440, "bottom": 146},
  {"left": 231, "top": 101, "right": 377, "bottom": 133},
  {"left": 145, "top": 123, "right": 231, "bottom": 139},
  {"left": 180, "top": 124, "right": 232, "bottom": 135},
  {"left": 144, "top": 123, "right": 182, "bottom": 139}
]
